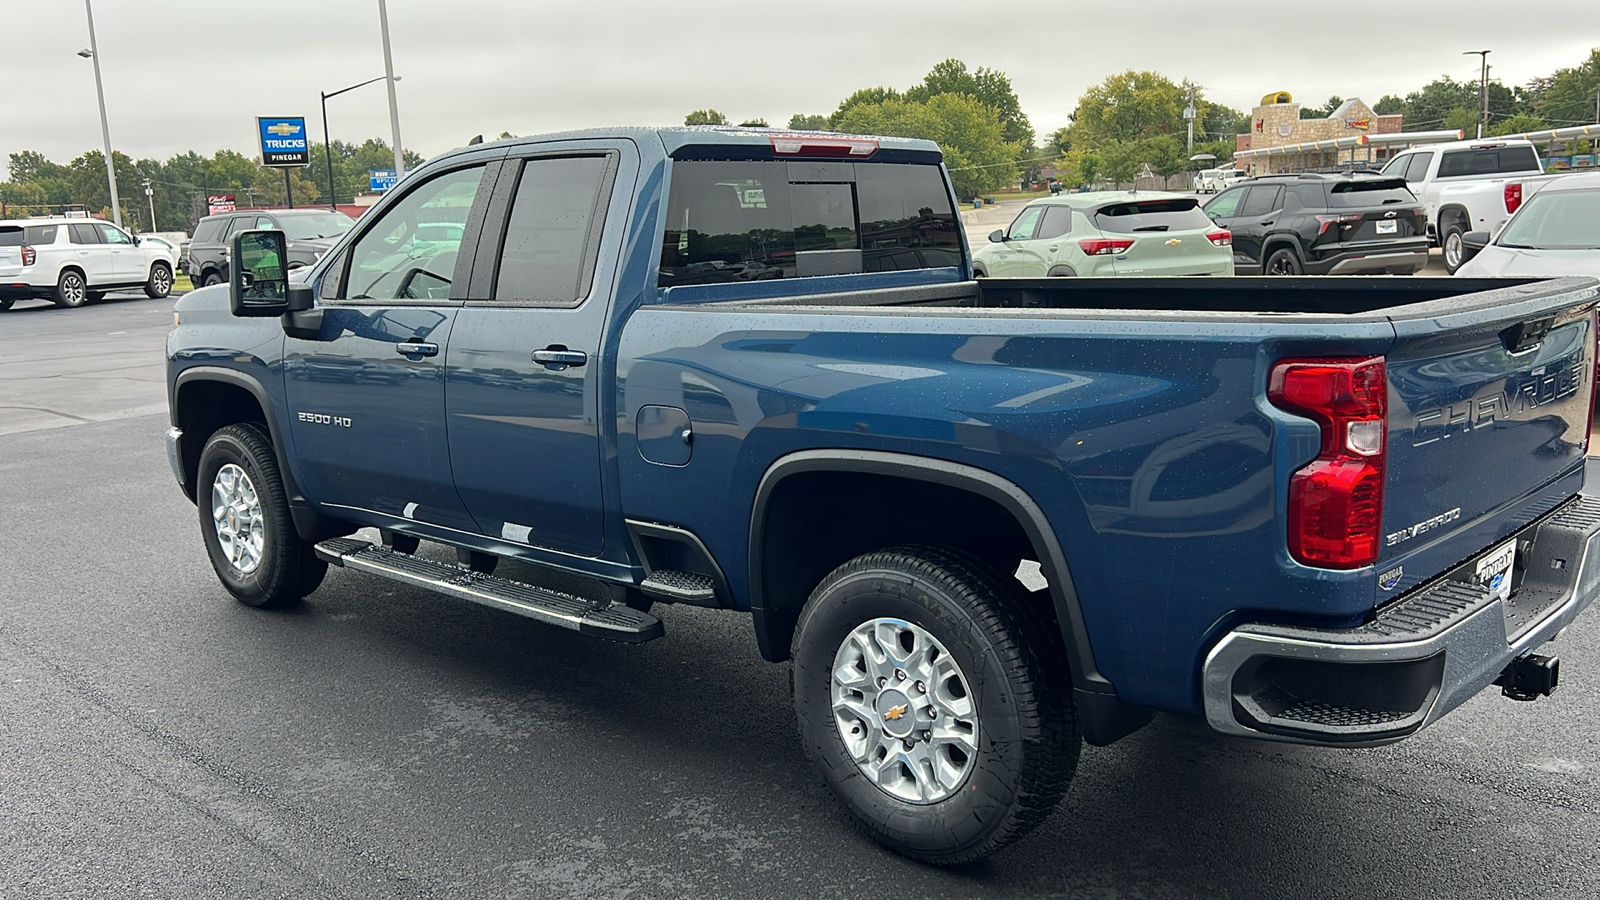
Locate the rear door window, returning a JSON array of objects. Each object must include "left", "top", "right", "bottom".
[
  {"left": 68, "top": 223, "right": 102, "bottom": 245},
  {"left": 492, "top": 155, "right": 612, "bottom": 306},
  {"left": 1403, "top": 153, "right": 1434, "bottom": 184},
  {"left": 192, "top": 219, "right": 226, "bottom": 243},
  {"left": 225, "top": 217, "right": 256, "bottom": 239},
  {"left": 1037, "top": 206, "right": 1073, "bottom": 240},
  {"left": 1094, "top": 198, "right": 1215, "bottom": 232},
  {"left": 1237, "top": 186, "right": 1282, "bottom": 218},
  {"left": 26, "top": 225, "right": 59, "bottom": 245},
  {"left": 658, "top": 159, "right": 958, "bottom": 286}
]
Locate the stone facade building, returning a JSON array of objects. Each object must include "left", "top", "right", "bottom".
[{"left": 1234, "top": 93, "right": 1404, "bottom": 175}]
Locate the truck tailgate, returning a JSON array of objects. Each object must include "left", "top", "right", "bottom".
[{"left": 1383, "top": 278, "right": 1598, "bottom": 572}]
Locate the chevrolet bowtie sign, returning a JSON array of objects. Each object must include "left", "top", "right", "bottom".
[{"left": 257, "top": 116, "right": 310, "bottom": 168}]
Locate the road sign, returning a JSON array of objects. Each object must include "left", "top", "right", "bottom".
[
  {"left": 257, "top": 116, "right": 309, "bottom": 167},
  {"left": 369, "top": 169, "right": 398, "bottom": 192}
]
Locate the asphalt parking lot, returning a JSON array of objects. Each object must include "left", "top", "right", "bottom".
[{"left": 3, "top": 296, "right": 1598, "bottom": 899}]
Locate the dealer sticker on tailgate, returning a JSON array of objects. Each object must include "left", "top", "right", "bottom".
[{"left": 1475, "top": 539, "right": 1517, "bottom": 603}]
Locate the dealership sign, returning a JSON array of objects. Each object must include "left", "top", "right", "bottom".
[
  {"left": 369, "top": 169, "right": 398, "bottom": 192},
  {"left": 258, "top": 117, "right": 310, "bottom": 167},
  {"left": 207, "top": 194, "right": 236, "bottom": 214}
]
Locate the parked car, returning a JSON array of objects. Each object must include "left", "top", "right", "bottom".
[
  {"left": 1455, "top": 172, "right": 1600, "bottom": 278},
  {"left": 971, "top": 191, "right": 1234, "bottom": 278},
  {"left": 1378, "top": 139, "right": 1546, "bottom": 272},
  {"left": 1193, "top": 168, "right": 1248, "bottom": 193},
  {"left": 1203, "top": 172, "right": 1427, "bottom": 275},
  {"left": 167, "top": 125, "right": 1600, "bottom": 865},
  {"left": 0, "top": 217, "right": 176, "bottom": 310},
  {"left": 185, "top": 209, "right": 354, "bottom": 287}
]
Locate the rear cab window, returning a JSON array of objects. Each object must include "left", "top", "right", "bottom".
[
  {"left": 192, "top": 219, "right": 227, "bottom": 243},
  {"left": 1438, "top": 146, "right": 1542, "bottom": 177},
  {"left": 658, "top": 159, "right": 959, "bottom": 286},
  {"left": 1093, "top": 198, "right": 1213, "bottom": 233}
]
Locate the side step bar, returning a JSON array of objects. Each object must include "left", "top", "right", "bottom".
[{"left": 314, "top": 538, "right": 664, "bottom": 643}]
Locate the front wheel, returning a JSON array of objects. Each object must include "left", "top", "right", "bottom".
[
  {"left": 145, "top": 262, "right": 173, "bottom": 299},
  {"left": 792, "top": 546, "right": 1077, "bottom": 864},
  {"left": 1264, "top": 247, "right": 1303, "bottom": 276},
  {"left": 196, "top": 423, "right": 326, "bottom": 609}
]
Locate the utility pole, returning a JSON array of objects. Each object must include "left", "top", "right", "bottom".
[
  {"left": 377, "top": 0, "right": 406, "bottom": 180},
  {"left": 143, "top": 179, "right": 155, "bottom": 231},
  {"left": 1185, "top": 84, "right": 1197, "bottom": 154},
  {"left": 81, "top": 1, "right": 121, "bottom": 228},
  {"left": 1463, "top": 50, "right": 1490, "bottom": 139}
]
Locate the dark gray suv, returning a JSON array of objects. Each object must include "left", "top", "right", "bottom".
[{"left": 184, "top": 209, "right": 354, "bottom": 287}]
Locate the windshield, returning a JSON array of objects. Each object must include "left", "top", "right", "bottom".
[
  {"left": 1497, "top": 190, "right": 1600, "bottom": 250},
  {"left": 278, "top": 213, "right": 354, "bottom": 240}
]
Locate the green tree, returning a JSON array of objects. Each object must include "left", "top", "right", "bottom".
[
  {"left": 832, "top": 93, "right": 1017, "bottom": 200},
  {"left": 1529, "top": 48, "right": 1600, "bottom": 126},
  {"left": 830, "top": 87, "right": 901, "bottom": 125},
  {"left": 1300, "top": 96, "right": 1344, "bottom": 119},
  {"left": 684, "top": 109, "right": 729, "bottom": 126},
  {"left": 1075, "top": 150, "right": 1102, "bottom": 188},
  {"left": 1488, "top": 113, "right": 1549, "bottom": 136},
  {"left": 1143, "top": 135, "right": 1186, "bottom": 183},
  {"left": 1071, "top": 70, "right": 1187, "bottom": 144},
  {"left": 787, "top": 113, "right": 829, "bottom": 130},
  {"left": 1098, "top": 141, "right": 1141, "bottom": 189},
  {"left": 1373, "top": 94, "right": 1405, "bottom": 115},
  {"left": 738, "top": 118, "right": 769, "bottom": 128},
  {"left": 251, "top": 165, "right": 322, "bottom": 207},
  {"left": 904, "top": 59, "right": 1033, "bottom": 148}
]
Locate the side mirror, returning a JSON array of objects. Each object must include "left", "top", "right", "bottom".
[
  {"left": 988, "top": 229, "right": 1006, "bottom": 243},
  {"left": 230, "top": 230, "right": 292, "bottom": 317},
  {"left": 1462, "top": 231, "right": 1491, "bottom": 252}
]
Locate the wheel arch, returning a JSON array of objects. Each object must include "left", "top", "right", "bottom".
[
  {"left": 1437, "top": 204, "right": 1470, "bottom": 232},
  {"left": 1046, "top": 265, "right": 1078, "bottom": 277}
]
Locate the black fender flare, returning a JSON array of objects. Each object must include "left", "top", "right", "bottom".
[
  {"left": 749, "top": 449, "right": 1111, "bottom": 693},
  {"left": 749, "top": 450, "right": 1149, "bottom": 744}
]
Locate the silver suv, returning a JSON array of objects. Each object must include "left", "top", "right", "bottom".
[{"left": 0, "top": 218, "right": 177, "bottom": 311}]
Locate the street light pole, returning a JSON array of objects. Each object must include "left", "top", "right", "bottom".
[
  {"left": 320, "top": 75, "right": 397, "bottom": 213},
  {"left": 377, "top": 0, "right": 406, "bottom": 179},
  {"left": 80, "top": 0, "right": 121, "bottom": 228},
  {"left": 1463, "top": 49, "right": 1491, "bottom": 139}
]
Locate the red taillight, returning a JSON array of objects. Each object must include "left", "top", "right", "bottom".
[
  {"left": 1205, "top": 230, "right": 1232, "bottom": 247},
  {"left": 1078, "top": 238, "right": 1134, "bottom": 256},
  {"left": 1313, "top": 213, "right": 1361, "bottom": 235},
  {"left": 20, "top": 244, "right": 35, "bottom": 266},
  {"left": 769, "top": 134, "right": 878, "bottom": 157},
  {"left": 1269, "top": 356, "right": 1387, "bottom": 569},
  {"left": 1504, "top": 182, "right": 1523, "bottom": 215}
]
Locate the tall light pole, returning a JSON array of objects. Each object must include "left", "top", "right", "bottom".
[
  {"left": 377, "top": 0, "right": 406, "bottom": 179},
  {"left": 320, "top": 75, "right": 396, "bottom": 211},
  {"left": 1464, "top": 49, "right": 1491, "bottom": 139},
  {"left": 79, "top": 1, "right": 121, "bottom": 228}
]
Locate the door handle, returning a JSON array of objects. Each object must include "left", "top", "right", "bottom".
[
  {"left": 395, "top": 341, "right": 438, "bottom": 357},
  {"left": 1259, "top": 219, "right": 1275, "bottom": 226},
  {"left": 532, "top": 346, "right": 588, "bottom": 369}
]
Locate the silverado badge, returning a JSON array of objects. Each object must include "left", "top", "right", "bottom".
[{"left": 884, "top": 704, "right": 908, "bottom": 721}]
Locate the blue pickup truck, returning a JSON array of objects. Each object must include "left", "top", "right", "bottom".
[{"left": 166, "top": 126, "right": 1600, "bottom": 864}]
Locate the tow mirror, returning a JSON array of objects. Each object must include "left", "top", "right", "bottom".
[
  {"left": 988, "top": 229, "right": 1006, "bottom": 243},
  {"left": 230, "top": 230, "right": 292, "bottom": 316}
]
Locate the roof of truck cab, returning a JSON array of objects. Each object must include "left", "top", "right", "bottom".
[{"left": 431, "top": 126, "right": 943, "bottom": 164}]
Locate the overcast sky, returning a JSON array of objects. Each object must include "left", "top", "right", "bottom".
[{"left": 4, "top": 0, "right": 1598, "bottom": 179}]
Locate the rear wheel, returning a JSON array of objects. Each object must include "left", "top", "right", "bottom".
[
  {"left": 145, "top": 262, "right": 173, "bottom": 299},
  {"left": 201, "top": 271, "right": 223, "bottom": 288},
  {"left": 1441, "top": 223, "right": 1467, "bottom": 274},
  {"left": 0, "top": 298, "right": 13, "bottom": 312},
  {"left": 54, "top": 270, "right": 89, "bottom": 308},
  {"left": 1047, "top": 266, "right": 1078, "bottom": 277},
  {"left": 197, "top": 423, "right": 326, "bottom": 609},
  {"left": 792, "top": 545, "right": 1077, "bottom": 864},
  {"left": 1264, "top": 247, "right": 1303, "bottom": 276}
]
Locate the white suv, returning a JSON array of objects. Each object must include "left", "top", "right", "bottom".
[{"left": 0, "top": 217, "right": 177, "bottom": 311}]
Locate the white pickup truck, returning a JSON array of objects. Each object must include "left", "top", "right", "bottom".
[{"left": 1379, "top": 139, "right": 1546, "bottom": 273}]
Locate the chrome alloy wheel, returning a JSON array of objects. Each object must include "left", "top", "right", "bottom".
[
  {"left": 1444, "top": 231, "right": 1463, "bottom": 270},
  {"left": 831, "top": 617, "right": 979, "bottom": 804},
  {"left": 152, "top": 265, "right": 172, "bottom": 294},
  {"left": 211, "top": 463, "right": 264, "bottom": 574}
]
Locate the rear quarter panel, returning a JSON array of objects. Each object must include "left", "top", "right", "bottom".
[{"left": 615, "top": 303, "right": 1400, "bottom": 713}]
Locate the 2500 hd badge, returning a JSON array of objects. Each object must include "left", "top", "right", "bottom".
[{"left": 298, "top": 411, "right": 352, "bottom": 427}]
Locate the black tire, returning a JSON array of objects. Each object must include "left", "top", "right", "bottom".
[
  {"left": 201, "top": 271, "right": 224, "bottom": 288},
  {"left": 1047, "top": 266, "right": 1078, "bottom": 277},
  {"left": 971, "top": 265, "right": 987, "bottom": 278},
  {"left": 145, "top": 262, "right": 173, "bottom": 299},
  {"left": 1264, "top": 247, "right": 1303, "bottom": 276},
  {"left": 1440, "top": 222, "right": 1467, "bottom": 274},
  {"left": 792, "top": 545, "right": 1077, "bottom": 865},
  {"left": 196, "top": 423, "right": 326, "bottom": 609},
  {"left": 0, "top": 297, "right": 13, "bottom": 312},
  {"left": 54, "top": 269, "right": 89, "bottom": 308}
]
